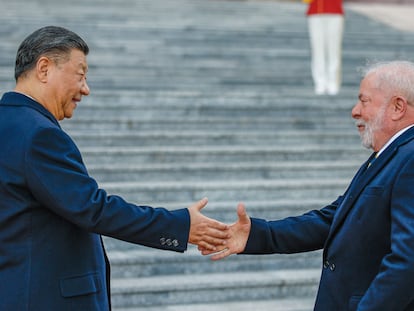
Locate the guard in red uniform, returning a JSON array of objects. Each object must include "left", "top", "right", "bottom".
[{"left": 305, "top": 0, "right": 344, "bottom": 95}]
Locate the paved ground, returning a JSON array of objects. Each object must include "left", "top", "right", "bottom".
[
  {"left": 347, "top": 2, "right": 414, "bottom": 33},
  {"left": 276, "top": 0, "right": 414, "bottom": 33}
]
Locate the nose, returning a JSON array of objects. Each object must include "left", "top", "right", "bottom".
[
  {"left": 81, "top": 80, "right": 90, "bottom": 96},
  {"left": 351, "top": 101, "right": 361, "bottom": 119}
]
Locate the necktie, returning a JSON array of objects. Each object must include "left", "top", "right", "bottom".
[{"left": 367, "top": 152, "right": 378, "bottom": 169}]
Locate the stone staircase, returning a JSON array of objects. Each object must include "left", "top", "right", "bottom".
[{"left": 2, "top": 0, "right": 414, "bottom": 310}]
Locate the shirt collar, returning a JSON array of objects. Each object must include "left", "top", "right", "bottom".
[{"left": 376, "top": 124, "right": 414, "bottom": 157}]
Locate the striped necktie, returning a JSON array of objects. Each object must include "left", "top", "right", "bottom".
[{"left": 367, "top": 152, "right": 378, "bottom": 169}]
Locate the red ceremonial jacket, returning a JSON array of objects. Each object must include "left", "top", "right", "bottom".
[{"left": 306, "top": 0, "right": 344, "bottom": 15}]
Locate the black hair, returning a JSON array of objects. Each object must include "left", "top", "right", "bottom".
[{"left": 14, "top": 25, "right": 89, "bottom": 81}]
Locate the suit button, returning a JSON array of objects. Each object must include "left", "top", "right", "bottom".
[
  {"left": 172, "top": 239, "right": 179, "bottom": 247},
  {"left": 323, "top": 260, "right": 329, "bottom": 269},
  {"left": 330, "top": 263, "right": 336, "bottom": 271},
  {"left": 166, "top": 239, "right": 172, "bottom": 246},
  {"left": 160, "top": 237, "right": 166, "bottom": 245}
]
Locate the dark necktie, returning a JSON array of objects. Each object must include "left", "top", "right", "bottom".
[{"left": 367, "top": 152, "right": 378, "bottom": 169}]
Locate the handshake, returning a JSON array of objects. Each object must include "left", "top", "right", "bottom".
[{"left": 187, "top": 197, "right": 251, "bottom": 260}]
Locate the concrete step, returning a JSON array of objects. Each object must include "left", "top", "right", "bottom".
[
  {"left": 62, "top": 117, "right": 356, "bottom": 135},
  {"left": 62, "top": 115, "right": 355, "bottom": 131},
  {"left": 99, "top": 178, "right": 349, "bottom": 203},
  {"left": 72, "top": 104, "right": 353, "bottom": 121},
  {"left": 72, "top": 92, "right": 355, "bottom": 115},
  {"left": 80, "top": 145, "right": 370, "bottom": 166},
  {"left": 101, "top": 198, "right": 332, "bottom": 229},
  {"left": 106, "top": 246, "right": 322, "bottom": 278},
  {"left": 110, "top": 269, "right": 320, "bottom": 309},
  {"left": 69, "top": 130, "right": 361, "bottom": 147},
  {"left": 113, "top": 297, "right": 315, "bottom": 311},
  {"left": 88, "top": 160, "right": 360, "bottom": 182}
]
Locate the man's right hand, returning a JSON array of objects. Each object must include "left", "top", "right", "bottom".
[{"left": 200, "top": 203, "right": 251, "bottom": 260}]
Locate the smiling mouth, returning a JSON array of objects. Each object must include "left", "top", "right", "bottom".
[{"left": 355, "top": 121, "right": 365, "bottom": 131}]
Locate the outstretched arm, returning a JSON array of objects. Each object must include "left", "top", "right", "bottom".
[
  {"left": 201, "top": 203, "right": 251, "bottom": 260},
  {"left": 188, "top": 197, "right": 230, "bottom": 251}
]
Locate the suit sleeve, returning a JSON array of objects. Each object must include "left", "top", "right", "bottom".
[
  {"left": 25, "top": 126, "right": 190, "bottom": 252},
  {"left": 242, "top": 197, "right": 341, "bottom": 254},
  {"left": 357, "top": 157, "right": 414, "bottom": 310}
]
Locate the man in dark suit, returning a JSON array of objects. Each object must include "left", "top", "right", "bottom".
[
  {"left": 0, "top": 26, "right": 229, "bottom": 310},
  {"left": 204, "top": 61, "right": 414, "bottom": 310}
]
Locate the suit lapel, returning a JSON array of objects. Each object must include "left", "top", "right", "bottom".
[
  {"left": 327, "top": 154, "right": 376, "bottom": 238},
  {"left": 325, "top": 127, "right": 414, "bottom": 247}
]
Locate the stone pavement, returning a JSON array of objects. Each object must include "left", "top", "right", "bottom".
[
  {"left": 1, "top": 0, "right": 414, "bottom": 310},
  {"left": 347, "top": 2, "right": 414, "bottom": 33}
]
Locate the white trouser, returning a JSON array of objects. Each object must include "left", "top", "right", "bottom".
[{"left": 308, "top": 14, "right": 344, "bottom": 95}]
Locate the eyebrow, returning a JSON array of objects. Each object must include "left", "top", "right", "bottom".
[{"left": 77, "top": 63, "right": 88, "bottom": 72}]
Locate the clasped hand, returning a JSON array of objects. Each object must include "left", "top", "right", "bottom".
[{"left": 189, "top": 201, "right": 251, "bottom": 260}]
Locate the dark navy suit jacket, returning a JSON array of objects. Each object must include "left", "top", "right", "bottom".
[
  {"left": 244, "top": 126, "right": 414, "bottom": 310},
  {"left": 0, "top": 92, "right": 190, "bottom": 310}
]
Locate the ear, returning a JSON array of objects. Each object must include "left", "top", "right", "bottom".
[
  {"left": 36, "top": 56, "right": 52, "bottom": 83},
  {"left": 390, "top": 95, "right": 407, "bottom": 121}
]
